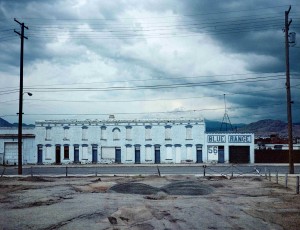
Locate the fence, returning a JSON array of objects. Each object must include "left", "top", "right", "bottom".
[
  {"left": 1, "top": 164, "right": 299, "bottom": 194},
  {"left": 255, "top": 150, "right": 300, "bottom": 163}
]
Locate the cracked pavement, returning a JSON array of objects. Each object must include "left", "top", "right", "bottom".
[{"left": 0, "top": 175, "right": 300, "bottom": 229}]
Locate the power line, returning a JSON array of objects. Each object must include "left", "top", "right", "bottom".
[
  {"left": 22, "top": 75, "right": 285, "bottom": 93},
  {"left": 0, "top": 85, "right": 286, "bottom": 104},
  {"left": 0, "top": 101, "right": 289, "bottom": 118},
  {"left": 0, "top": 72, "right": 286, "bottom": 90},
  {"left": 14, "top": 4, "right": 290, "bottom": 21},
  {"left": 0, "top": 74, "right": 288, "bottom": 95}
]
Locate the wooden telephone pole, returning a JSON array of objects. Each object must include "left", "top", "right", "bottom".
[
  {"left": 284, "top": 6, "right": 294, "bottom": 174},
  {"left": 14, "top": 18, "right": 28, "bottom": 175}
]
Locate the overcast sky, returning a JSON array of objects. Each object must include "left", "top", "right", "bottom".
[{"left": 0, "top": 0, "right": 299, "bottom": 125}]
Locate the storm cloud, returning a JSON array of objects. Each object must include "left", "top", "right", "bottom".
[{"left": 0, "top": 0, "right": 299, "bottom": 124}]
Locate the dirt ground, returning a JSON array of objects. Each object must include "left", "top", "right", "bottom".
[{"left": 0, "top": 175, "right": 300, "bottom": 230}]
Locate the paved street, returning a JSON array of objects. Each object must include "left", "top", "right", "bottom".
[{"left": 1, "top": 164, "right": 300, "bottom": 176}]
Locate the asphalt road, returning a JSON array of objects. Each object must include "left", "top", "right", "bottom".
[{"left": 1, "top": 164, "right": 300, "bottom": 176}]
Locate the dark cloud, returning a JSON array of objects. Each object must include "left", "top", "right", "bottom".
[
  {"left": 176, "top": 0, "right": 300, "bottom": 73},
  {"left": 0, "top": 0, "right": 299, "bottom": 124}
]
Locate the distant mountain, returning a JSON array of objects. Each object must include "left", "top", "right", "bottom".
[
  {"left": 205, "top": 119, "right": 246, "bottom": 132},
  {"left": 1, "top": 117, "right": 299, "bottom": 138},
  {"left": 0, "top": 118, "right": 34, "bottom": 128},
  {"left": 0, "top": 118, "right": 13, "bottom": 127},
  {"left": 237, "top": 119, "right": 300, "bottom": 138}
]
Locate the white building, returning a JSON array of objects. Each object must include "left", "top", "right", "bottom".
[
  {"left": 34, "top": 118, "right": 206, "bottom": 164},
  {"left": 0, "top": 117, "right": 255, "bottom": 165},
  {"left": 0, "top": 127, "right": 35, "bottom": 165},
  {"left": 205, "top": 133, "right": 255, "bottom": 163}
]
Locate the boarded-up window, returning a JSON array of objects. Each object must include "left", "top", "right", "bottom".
[
  {"left": 126, "top": 126, "right": 132, "bottom": 140},
  {"left": 101, "top": 147, "right": 115, "bottom": 159},
  {"left": 82, "top": 126, "right": 88, "bottom": 140},
  {"left": 113, "top": 128, "right": 120, "bottom": 140},
  {"left": 145, "top": 126, "right": 151, "bottom": 140},
  {"left": 126, "top": 145, "right": 133, "bottom": 161},
  {"left": 166, "top": 145, "right": 172, "bottom": 160},
  {"left": 175, "top": 145, "right": 181, "bottom": 163},
  {"left": 46, "top": 127, "right": 51, "bottom": 140},
  {"left": 101, "top": 126, "right": 107, "bottom": 140},
  {"left": 165, "top": 126, "right": 172, "bottom": 140},
  {"left": 145, "top": 145, "right": 152, "bottom": 161},
  {"left": 186, "top": 125, "right": 192, "bottom": 140},
  {"left": 82, "top": 145, "right": 88, "bottom": 159},
  {"left": 64, "top": 126, "right": 69, "bottom": 140},
  {"left": 186, "top": 145, "right": 192, "bottom": 160},
  {"left": 45, "top": 145, "right": 51, "bottom": 160}
]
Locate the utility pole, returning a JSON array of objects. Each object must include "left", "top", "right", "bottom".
[
  {"left": 14, "top": 18, "right": 28, "bottom": 175},
  {"left": 284, "top": 6, "right": 294, "bottom": 174}
]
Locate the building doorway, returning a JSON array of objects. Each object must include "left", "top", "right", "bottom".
[
  {"left": 55, "top": 145, "right": 61, "bottom": 164},
  {"left": 37, "top": 145, "right": 43, "bottom": 164},
  {"left": 115, "top": 147, "right": 121, "bottom": 163},
  {"left": 74, "top": 145, "right": 80, "bottom": 163},
  {"left": 155, "top": 146, "right": 160, "bottom": 164},
  {"left": 218, "top": 146, "right": 225, "bottom": 163},
  {"left": 196, "top": 145, "right": 203, "bottom": 163},
  {"left": 135, "top": 146, "right": 140, "bottom": 164},
  {"left": 229, "top": 146, "right": 250, "bottom": 163},
  {"left": 92, "top": 145, "right": 98, "bottom": 163}
]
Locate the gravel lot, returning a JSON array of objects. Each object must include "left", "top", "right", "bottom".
[{"left": 0, "top": 175, "right": 300, "bottom": 229}]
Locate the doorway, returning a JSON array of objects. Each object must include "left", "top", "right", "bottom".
[
  {"left": 135, "top": 146, "right": 140, "bottom": 164},
  {"left": 196, "top": 145, "right": 203, "bottom": 163},
  {"left": 92, "top": 146, "right": 98, "bottom": 163},
  {"left": 74, "top": 145, "right": 79, "bottom": 163},
  {"left": 115, "top": 147, "right": 121, "bottom": 163},
  {"left": 37, "top": 145, "right": 43, "bottom": 164},
  {"left": 155, "top": 146, "right": 160, "bottom": 164},
  {"left": 55, "top": 145, "right": 61, "bottom": 164},
  {"left": 218, "top": 146, "right": 224, "bottom": 163}
]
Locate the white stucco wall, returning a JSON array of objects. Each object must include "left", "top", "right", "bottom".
[
  {"left": 0, "top": 121, "right": 256, "bottom": 165},
  {"left": 204, "top": 133, "right": 255, "bottom": 163},
  {"left": 0, "top": 127, "right": 35, "bottom": 165},
  {"left": 34, "top": 118, "right": 206, "bottom": 164}
]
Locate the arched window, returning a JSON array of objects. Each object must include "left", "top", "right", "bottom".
[{"left": 112, "top": 127, "right": 121, "bottom": 140}]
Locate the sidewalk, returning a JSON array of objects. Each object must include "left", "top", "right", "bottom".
[{"left": 1, "top": 163, "right": 300, "bottom": 169}]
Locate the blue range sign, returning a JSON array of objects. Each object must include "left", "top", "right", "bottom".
[
  {"left": 228, "top": 135, "right": 252, "bottom": 143},
  {"left": 207, "top": 135, "right": 226, "bottom": 143}
]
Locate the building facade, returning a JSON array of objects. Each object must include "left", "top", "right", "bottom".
[
  {"left": 0, "top": 127, "right": 35, "bottom": 165},
  {"left": 35, "top": 118, "right": 206, "bottom": 164},
  {"left": 205, "top": 133, "right": 255, "bottom": 163},
  {"left": 0, "top": 118, "right": 255, "bottom": 165}
]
